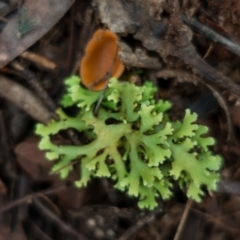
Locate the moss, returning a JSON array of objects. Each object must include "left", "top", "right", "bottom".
[{"left": 35, "top": 76, "right": 222, "bottom": 209}]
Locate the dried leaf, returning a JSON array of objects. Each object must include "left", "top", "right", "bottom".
[{"left": 0, "top": 0, "right": 75, "bottom": 67}]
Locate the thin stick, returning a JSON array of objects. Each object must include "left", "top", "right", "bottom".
[
  {"left": 182, "top": 15, "right": 240, "bottom": 58},
  {"left": 93, "top": 45, "right": 120, "bottom": 115},
  {"left": 0, "top": 184, "right": 66, "bottom": 215},
  {"left": 173, "top": 199, "right": 193, "bottom": 240},
  {"left": 10, "top": 61, "right": 56, "bottom": 112},
  {"left": 118, "top": 206, "right": 163, "bottom": 240},
  {"left": 157, "top": 69, "right": 234, "bottom": 142},
  {"left": 34, "top": 199, "right": 89, "bottom": 240}
]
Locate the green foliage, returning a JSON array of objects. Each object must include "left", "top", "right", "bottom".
[{"left": 35, "top": 76, "right": 222, "bottom": 209}]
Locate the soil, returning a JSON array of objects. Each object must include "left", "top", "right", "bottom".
[{"left": 0, "top": 0, "right": 240, "bottom": 239}]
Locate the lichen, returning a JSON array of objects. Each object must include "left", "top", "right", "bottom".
[{"left": 35, "top": 76, "right": 222, "bottom": 209}]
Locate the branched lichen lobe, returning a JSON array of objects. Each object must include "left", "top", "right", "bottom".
[{"left": 36, "top": 76, "right": 222, "bottom": 209}]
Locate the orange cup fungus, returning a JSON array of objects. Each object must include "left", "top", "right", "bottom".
[{"left": 80, "top": 29, "right": 125, "bottom": 91}]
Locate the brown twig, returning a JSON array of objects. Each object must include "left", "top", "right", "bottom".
[
  {"left": 0, "top": 184, "right": 66, "bottom": 215},
  {"left": 10, "top": 61, "right": 56, "bottom": 112},
  {"left": 118, "top": 42, "right": 162, "bottom": 69},
  {"left": 0, "top": 16, "right": 8, "bottom": 22},
  {"left": 20, "top": 51, "right": 57, "bottom": 70},
  {"left": 157, "top": 69, "right": 233, "bottom": 141},
  {"left": 33, "top": 198, "right": 89, "bottom": 240},
  {"left": 93, "top": 45, "right": 120, "bottom": 115},
  {"left": 200, "top": 80, "right": 233, "bottom": 142},
  {"left": 117, "top": 206, "right": 164, "bottom": 240},
  {"left": 173, "top": 199, "right": 193, "bottom": 240},
  {"left": 66, "top": 5, "right": 75, "bottom": 75},
  {"left": 95, "top": 0, "right": 240, "bottom": 97},
  {"left": 176, "top": 201, "right": 240, "bottom": 236},
  {"left": 11, "top": 61, "right": 83, "bottom": 144},
  {"left": 173, "top": 34, "right": 240, "bottom": 98},
  {"left": 0, "top": 75, "right": 53, "bottom": 124},
  {"left": 25, "top": 220, "right": 53, "bottom": 240},
  {"left": 71, "top": 7, "right": 95, "bottom": 74},
  {"left": 182, "top": 15, "right": 240, "bottom": 58}
]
